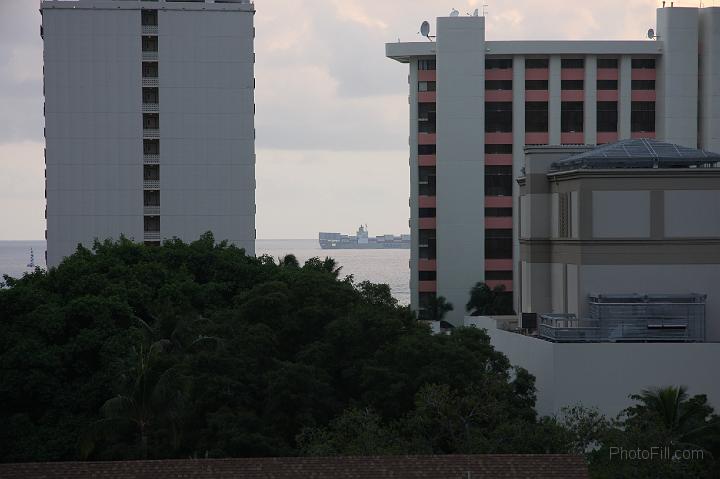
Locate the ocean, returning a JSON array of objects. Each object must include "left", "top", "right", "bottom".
[{"left": 0, "top": 240, "right": 410, "bottom": 305}]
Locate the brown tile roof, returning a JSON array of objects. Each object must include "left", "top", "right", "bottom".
[{"left": 0, "top": 455, "right": 589, "bottom": 479}]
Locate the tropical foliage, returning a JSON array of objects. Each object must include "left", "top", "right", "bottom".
[{"left": 466, "top": 282, "right": 514, "bottom": 316}]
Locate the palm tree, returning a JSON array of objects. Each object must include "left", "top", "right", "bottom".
[
  {"left": 81, "top": 342, "right": 186, "bottom": 459},
  {"left": 426, "top": 295, "right": 454, "bottom": 322},
  {"left": 278, "top": 254, "right": 300, "bottom": 268},
  {"left": 626, "top": 386, "right": 720, "bottom": 451},
  {"left": 466, "top": 282, "right": 514, "bottom": 316}
]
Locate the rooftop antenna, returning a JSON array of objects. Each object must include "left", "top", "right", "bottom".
[
  {"left": 483, "top": 4, "right": 489, "bottom": 16},
  {"left": 419, "top": 20, "right": 435, "bottom": 41}
]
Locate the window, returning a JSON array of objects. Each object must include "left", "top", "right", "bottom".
[
  {"left": 561, "top": 102, "right": 583, "bottom": 132},
  {"left": 418, "top": 292, "right": 437, "bottom": 316},
  {"left": 597, "top": 101, "right": 618, "bottom": 132},
  {"left": 485, "top": 229, "right": 513, "bottom": 259},
  {"left": 419, "top": 271, "right": 437, "bottom": 281},
  {"left": 144, "top": 190, "right": 160, "bottom": 207},
  {"left": 631, "top": 58, "right": 655, "bottom": 69},
  {"left": 485, "top": 102, "right": 513, "bottom": 132},
  {"left": 526, "top": 102, "right": 548, "bottom": 132},
  {"left": 632, "top": 80, "right": 655, "bottom": 90},
  {"left": 485, "top": 144, "right": 512, "bottom": 154},
  {"left": 597, "top": 79, "right": 618, "bottom": 90},
  {"left": 485, "top": 165, "right": 513, "bottom": 196},
  {"left": 485, "top": 207, "right": 513, "bottom": 217},
  {"left": 485, "top": 80, "right": 512, "bottom": 90},
  {"left": 418, "top": 81, "right": 436, "bottom": 92},
  {"left": 631, "top": 101, "right": 655, "bottom": 132},
  {"left": 558, "top": 192, "right": 570, "bottom": 238},
  {"left": 561, "top": 58, "right": 584, "bottom": 69},
  {"left": 142, "top": 87, "right": 159, "bottom": 103},
  {"left": 597, "top": 58, "right": 618, "bottom": 69},
  {"left": 419, "top": 208, "right": 436, "bottom": 218},
  {"left": 418, "top": 144, "right": 436, "bottom": 155},
  {"left": 144, "top": 165, "right": 160, "bottom": 181},
  {"left": 525, "top": 58, "right": 549, "bottom": 69},
  {"left": 144, "top": 216, "right": 160, "bottom": 232},
  {"left": 142, "top": 36, "right": 158, "bottom": 52},
  {"left": 419, "top": 166, "right": 436, "bottom": 196},
  {"left": 525, "top": 79, "right": 548, "bottom": 90},
  {"left": 143, "top": 113, "right": 159, "bottom": 129},
  {"left": 143, "top": 139, "right": 159, "bottom": 155},
  {"left": 418, "top": 103, "right": 436, "bottom": 133},
  {"left": 418, "top": 230, "right": 436, "bottom": 260},
  {"left": 561, "top": 80, "right": 584, "bottom": 90},
  {"left": 142, "top": 62, "right": 158, "bottom": 78},
  {"left": 141, "top": 10, "right": 158, "bottom": 26},
  {"left": 485, "top": 270, "right": 513, "bottom": 280},
  {"left": 418, "top": 59, "right": 436, "bottom": 70},
  {"left": 486, "top": 58, "right": 513, "bottom": 69}
]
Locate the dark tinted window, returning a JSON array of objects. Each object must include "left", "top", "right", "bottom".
[
  {"left": 418, "top": 59, "right": 436, "bottom": 70},
  {"left": 561, "top": 58, "right": 584, "bottom": 68},
  {"left": 561, "top": 80, "right": 584, "bottom": 90},
  {"left": 597, "top": 101, "right": 618, "bottom": 133},
  {"left": 418, "top": 166, "right": 436, "bottom": 196},
  {"left": 418, "top": 103, "right": 436, "bottom": 133},
  {"left": 597, "top": 58, "right": 618, "bottom": 68},
  {"left": 525, "top": 79, "right": 548, "bottom": 90},
  {"left": 419, "top": 271, "right": 437, "bottom": 281},
  {"left": 631, "top": 101, "right": 655, "bottom": 132},
  {"left": 485, "top": 229, "right": 513, "bottom": 259},
  {"left": 597, "top": 79, "right": 618, "bottom": 90},
  {"left": 419, "top": 208, "right": 436, "bottom": 218},
  {"left": 485, "top": 270, "right": 513, "bottom": 280},
  {"left": 418, "top": 81, "right": 436, "bottom": 91},
  {"left": 632, "top": 58, "right": 656, "bottom": 69},
  {"left": 525, "top": 58, "right": 549, "bottom": 69},
  {"left": 485, "top": 207, "right": 513, "bottom": 217},
  {"left": 561, "top": 102, "right": 584, "bottom": 132},
  {"left": 418, "top": 144, "right": 436, "bottom": 155},
  {"left": 632, "top": 80, "right": 655, "bottom": 90},
  {"left": 486, "top": 58, "right": 513, "bottom": 69},
  {"left": 525, "top": 102, "right": 548, "bottom": 132},
  {"left": 485, "top": 102, "right": 513, "bottom": 133},
  {"left": 485, "top": 144, "right": 513, "bottom": 154},
  {"left": 485, "top": 80, "right": 513, "bottom": 90},
  {"left": 485, "top": 165, "right": 513, "bottom": 196}
]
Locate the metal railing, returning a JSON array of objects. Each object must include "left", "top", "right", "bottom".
[
  {"left": 143, "top": 128, "right": 160, "bottom": 139},
  {"left": 142, "top": 25, "right": 158, "bottom": 35},
  {"left": 142, "top": 51, "right": 158, "bottom": 61},
  {"left": 142, "top": 103, "right": 159, "bottom": 113},
  {"left": 143, "top": 179, "right": 160, "bottom": 189},
  {"left": 144, "top": 206, "right": 160, "bottom": 215},
  {"left": 143, "top": 154, "right": 160, "bottom": 164},
  {"left": 144, "top": 231, "right": 161, "bottom": 241},
  {"left": 142, "top": 77, "right": 159, "bottom": 87}
]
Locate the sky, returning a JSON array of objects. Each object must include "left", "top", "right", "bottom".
[{"left": 0, "top": 0, "right": 683, "bottom": 240}]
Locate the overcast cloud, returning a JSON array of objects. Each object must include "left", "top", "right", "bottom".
[{"left": 0, "top": 0, "right": 664, "bottom": 239}]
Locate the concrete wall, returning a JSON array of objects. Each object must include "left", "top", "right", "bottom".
[
  {"left": 699, "top": 8, "right": 720, "bottom": 153},
  {"left": 435, "top": 16, "right": 485, "bottom": 324},
  {"left": 656, "top": 7, "right": 699, "bottom": 148},
  {"left": 664, "top": 190, "right": 720, "bottom": 237},
  {"left": 43, "top": 7, "right": 143, "bottom": 266},
  {"left": 467, "top": 316, "right": 720, "bottom": 418},
  {"left": 592, "top": 191, "right": 650, "bottom": 238}
]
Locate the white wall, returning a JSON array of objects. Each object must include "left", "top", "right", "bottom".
[
  {"left": 467, "top": 316, "right": 720, "bottom": 417},
  {"left": 699, "top": 8, "right": 720, "bottom": 153}
]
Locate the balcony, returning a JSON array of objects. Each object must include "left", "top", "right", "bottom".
[
  {"left": 143, "top": 154, "right": 160, "bottom": 164},
  {"left": 142, "top": 51, "right": 158, "bottom": 61},
  {"left": 144, "top": 179, "right": 160, "bottom": 189},
  {"left": 142, "top": 103, "right": 159, "bottom": 113},
  {"left": 142, "top": 25, "right": 159, "bottom": 35},
  {"left": 142, "top": 77, "right": 159, "bottom": 87},
  {"left": 143, "top": 128, "right": 160, "bottom": 139},
  {"left": 144, "top": 231, "right": 161, "bottom": 241}
]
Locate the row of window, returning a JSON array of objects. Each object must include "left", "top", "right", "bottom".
[
  {"left": 424, "top": 57, "right": 656, "bottom": 72},
  {"left": 480, "top": 79, "right": 655, "bottom": 91}
]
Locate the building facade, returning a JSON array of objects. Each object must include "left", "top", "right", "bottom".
[
  {"left": 386, "top": 6, "right": 720, "bottom": 323},
  {"left": 41, "top": 0, "right": 256, "bottom": 267},
  {"left": 518, "top": 139, "right": 720, "bottom": 342}
]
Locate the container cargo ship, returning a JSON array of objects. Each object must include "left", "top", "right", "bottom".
[{"left": 319, "top": 225, "right": 410, "bottom": 249}]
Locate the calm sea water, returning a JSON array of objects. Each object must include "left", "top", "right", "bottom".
[{"left": 0, "top": 240, "right": 410, "bottom": 304}]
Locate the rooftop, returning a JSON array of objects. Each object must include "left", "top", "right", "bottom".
[
  {"left": 548, "top": 139, "right": 720, "bottom": 172},
  {"left": 0, "top": 456, "right": 590, "bottom": 479}
]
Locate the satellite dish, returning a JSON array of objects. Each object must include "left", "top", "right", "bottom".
[
  {"left": 450, "top": 8, "right": 460, "bottom": 17},
  {"left": 420, "top": 21, "right": 430, "bottom": 37},
  {"left": 647, "top": 28, "right": 655, "bottom": 39}
]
